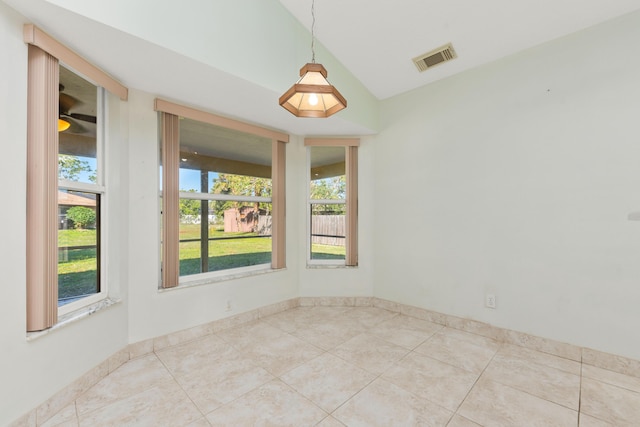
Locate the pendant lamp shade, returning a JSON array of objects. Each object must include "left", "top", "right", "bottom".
[
  {"left": 58, "top": 118, "right": 70, "bottom": 132},
  {"left": 279, "top": 63, "right": 347, "bottom": 118}
]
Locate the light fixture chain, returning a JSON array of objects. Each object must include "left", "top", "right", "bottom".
[{"left": 311, "top": 0, "right": 316, "bottom": 63}]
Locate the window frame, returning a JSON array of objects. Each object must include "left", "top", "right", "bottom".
[
  {"left": 305, "top": 138, "right": 359, "bottom": 267},
  {"left": 57, "top": 85, "right": 107, "bottom": 317},
  {"left": 24, "top": 24, "right": 127, "bottom": 331},
  {"left": 155, "top": 99, "right": 289, "bottom": 289}
]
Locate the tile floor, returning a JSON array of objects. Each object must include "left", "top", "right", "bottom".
[{"left": 42, "top": 306, "right": 640, "bottom": 426}]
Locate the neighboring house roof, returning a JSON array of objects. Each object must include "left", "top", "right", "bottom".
[{"left": 58, "top": 191, "right": 96, "bottom": 207}]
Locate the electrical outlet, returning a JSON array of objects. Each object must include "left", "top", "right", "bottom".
[{"left": 485, "top": 294, "right": 496, "bottom": 309}]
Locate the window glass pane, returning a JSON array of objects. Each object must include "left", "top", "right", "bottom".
[
  {"left": 179, "top": 199, "right": 272, "bottom": 276},
  {"left": 58, "top": 190, "right": 99, "bottom": 306},
  {"left": 209, "top": 201, "right": 272, "bottom": 270},
  {"left": 310, "top": 146, "right": 345, "bottom": 200},
  {"left": 179, "top": 118, "right": 272, "bottom": 195},
  {"left": 310, "top": 203, "right": 346, "bottom": 260},
  {"left": 58, "top": 65, "right": 98, "bottom": 184}
]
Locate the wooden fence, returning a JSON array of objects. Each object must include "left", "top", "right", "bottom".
[
  {"left": 312, "top": 215, "right": 345, "bottom": 247},
  {"left": 257, "top": 215, "right": 272, "bottom": 236}
]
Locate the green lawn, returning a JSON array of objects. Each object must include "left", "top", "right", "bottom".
[
  {"left": 58, "top": 228, "right": 97, "bottom": 246},
  {"left": 58, "top": 229, "right": 98, "bottom": 301},
  {"left": 311, "top": 243, "right": 345, "bottom": 260},
  {"left": 58, "top": 223, "right": 347, "bottom": 301},
  {"left": 179, "top": 223, "right": 271, "bottom": 275}
]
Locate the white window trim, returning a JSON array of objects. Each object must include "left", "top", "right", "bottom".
[
  {"left": 177, "top": 263, "right": 273, "bottom": 287},
  {"left": 179, "top": 192, "right": 271, "bottom": 204}
]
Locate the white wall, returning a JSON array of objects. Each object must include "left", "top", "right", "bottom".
[
  {"left": 374, "top": 10, "right": 640, "bottom": 360},
  {"left": 0, "top": 3, "right": 130, "bottom": 424}
]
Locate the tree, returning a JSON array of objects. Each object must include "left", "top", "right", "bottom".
[
  {"left": 59, "top": 154, "right": 96, "bottom": 182},
  {"left": 179, "top": 189, "right": 201, "bottom": 220},
  {"left": 66, "top": 206, "right": 96, "bottom": 229},
  {"left": 310, "top": 175, "right": 346, "bottom": 214},
  {"left": 211, "top": 174, "right": 272, "bottom": 220}
]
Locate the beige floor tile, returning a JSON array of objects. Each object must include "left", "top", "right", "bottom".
[
  {"left": 306, "top": 306, "right": 355, "bottom": 319},
  {"left": 333, "top": 378, "right": 453, "bottom": 427},
  {"left": 206, "top": 379, "right": 326, "bottom": 427},
  {"left": 499, "top": 343, "right": 581, "bottom": 375},
  {"left": 438, "top": 327, "right": 500, "bottom": 351},
  {"left": 215, "top": 320, "right": 286, "bottom": 351},
  {"left": 446, "top": 414, "right": 482, "bottom": 427},
  {"left": 415, "top": 332, "right": 497, "bottom": 374},
  {"left": 242, "top": 332, "right": 324, "bottom": 376},
  {"left": 157, "top": 334, "right": 274, "bottom": 413},
  {"left": 458, "top": 377, "right": 578, "bottom": 426},
  {"left": 78, "top": 380, "right": 202, "bottom": 427},
  {"left": 261, "top": 307, "right": 321, "bottom": 333},
  {"left": 176, "top": 355, "right": 274, "bottom": 414},
  {"left": 280, "top": 352, "right": 375, "bottom": 412},
  {"left": 482, "top": 351, "right": 580, "bottom": 410},
  {"left": 582, "top": 364, "right": 640, "bottom": 393},
  {"left": 369, "top": 314, "right": 443, "bottom": 349},
  {"left": 331, "top": 333, "right": 411, "bottom": 375},
  {"left": 290, "top": 318, "right": 365, "bottom": 350},
  {"left": 186, "top": 417, "right": 212, "bottom": 427},
  {"left": 340, "top": 306, "right": 398, "bottom": 329},
  {"left": 316, "top": 416, "right": 346, "bottom": 427},
  {"left": 155, "top": 333, "right": 238, "bottom": 377},
  {"left": 42, "top": 419, "right": 78, "bottom": 427},
  {"left": 580, "top": 377, "right": 640, "bottom": 426},
  {"left": 382, "top": 351, "right": 478, "bottom": 411},
  {"left": 40, "top": 403, "right": 77, "bottom": 427},
  {"left": 288, "top": 306, "right": 353, "bottom": 330},
  {"left": 33, "top": 306, "right": 640, "bottom": 425},
  {"left": 75, "top": 354, "right": 174, "bottom": 416},
  {"left": 579, "top": 413, "right": 614, "bottom": 427}
]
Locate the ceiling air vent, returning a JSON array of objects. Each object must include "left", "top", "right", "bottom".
[{"left": 412, "top": 43, "right": 457, "bottom": 72}]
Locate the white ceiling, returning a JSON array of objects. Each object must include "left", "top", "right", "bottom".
[{"left": 277, "top": 0, "right": 640, "bottom": 99}]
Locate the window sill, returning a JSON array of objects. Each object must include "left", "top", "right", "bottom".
[
  {"left": 161, "top": 265, "right": 285, "bottom": 292},
  {"left": 306, "top": 263, "right": 358, "bottom": 269},
  {"left": 27, "top": 298, "right": 121, "bottom": 341}
]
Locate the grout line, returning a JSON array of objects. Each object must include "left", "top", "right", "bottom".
[
  {"left": 577, "top": 358, "right": 583, "bottom": 427},
  {"left": 73, "top": 400, "right": 79, "bottom": 425},
  {"left": 450, "top": 341, "right": 502, "bottom": 421},
  {"left": 153, "top": 349, "right": 210, "bottom": 421}
]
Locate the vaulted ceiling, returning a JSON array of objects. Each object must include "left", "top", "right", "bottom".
[
  {"left": 5, "top": 0, "right": 640, "bottom": 136},
  {"left": 278, "top": 0, "right": 640, "bottom": 99}
]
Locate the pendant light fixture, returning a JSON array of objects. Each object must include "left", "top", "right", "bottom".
[
  {"left": 58, "top": 118, "right": 71, "bottom": 132},
  {"left": 279, "top": 0, "right": 346, "bottom": 118}
]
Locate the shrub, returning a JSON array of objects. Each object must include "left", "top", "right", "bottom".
[{"left": 66, "top": 206, "right": 96, "bottom": 229}]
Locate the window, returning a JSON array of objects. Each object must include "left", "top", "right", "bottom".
[
  {"left": 57, "top": 65, "right": 105, "bottom": 313},
  {"left": 25, "top": 25, "right": 127, "bottom": 331},
  {"left": 177, "top": 119, "right": 273, "bottom": 276},
  {"left": 156, "top": 99, "right": 288, "bottom": 288},
  {"left": 305, "top": 138, "right": 359, "bottom": 266}
]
